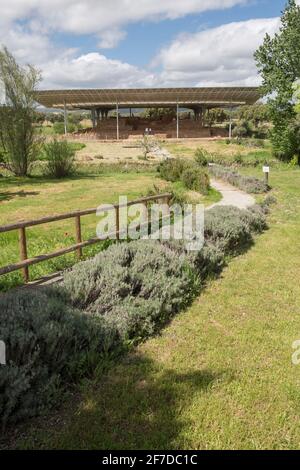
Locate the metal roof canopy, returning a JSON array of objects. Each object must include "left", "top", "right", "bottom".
[{"left": 35, "top": 87, "right": 261, "bottom": 110}]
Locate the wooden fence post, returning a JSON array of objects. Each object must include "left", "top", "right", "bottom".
[
  {"left": 19, "top": 227, "right": 29, "bottom": 283},
  {"left": 75, "top": 215, "right": 82, "bottom": 258},
  {"left": 116, "top": 206, "right": 120, "bottom": 240}
]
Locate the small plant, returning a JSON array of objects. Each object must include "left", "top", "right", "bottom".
[
  {"left": 194, "top": 148, "right": 209, "bottom": 166},
  {"left": 232, "top": 120, "right": 253, "bottom": 139},
  {"left": 53, "top": 122, "right": 77, "bottom": 135},
  {"left": 158, "top": 158, "right": 189, "bottom": 182},
  {"left": 158, "top": 158, "right": 210, "bottom": 195},
  {"left": 139, "top": 136, "right": 157, "bottom": 160},
  {"left": 181, "top": 167, "right": 210, "bottom": 195},
  {"left": 44, "top": 139, "right": 76, "bottom": 178},
  {"left": 233, "top": 153, "right": 243, "bottom": 164}
]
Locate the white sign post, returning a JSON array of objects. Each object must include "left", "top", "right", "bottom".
[{"left": 263, "top": 166, "right": 270, "bottom": 184}]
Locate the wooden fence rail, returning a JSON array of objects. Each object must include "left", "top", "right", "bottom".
[{"left": 0, "top": 193, "right": 172, "bottom": 283}]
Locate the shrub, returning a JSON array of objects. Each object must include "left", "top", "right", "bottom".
[
  {"left": 163, "top": 239, "right": 225, "bottom": 279},
  {"left": 158, "top": 158, "right": 189, "bottom": 182},
  {"left": 194, "top": 148, "right": 209, "bottom": 166},
  {"left": 44, "top": 139, "right": 76, "bottom": 178},
  {"left": 53, "top": 122, "right": 77, "bottom": 135},
  {"left": 63, "top": 240, "right": 199, "bottom": 339},
  {"left": 181, "top": 166, "right": 210, "bottom": 195},
  {"left": 232, "top": 120, "right": 253, "bottom": 138},
  {"left": 208, "top": 164, "right": 269, "bottom": 194},
  {"left": 205, "top": 206, "right": 253, "bottom": 253},
  {"left": 233, "top": 153, "right": 243, "bottom": 164},
  {"left": 0, "top": 288, "right": 112, "bottom": 426},
  {"left": 158, "top": 158, "right": 210, "bottom": 195}
]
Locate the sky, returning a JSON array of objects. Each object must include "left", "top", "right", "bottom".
[{"left": 0, "top": 0, "right": 296, "bottom": 90}]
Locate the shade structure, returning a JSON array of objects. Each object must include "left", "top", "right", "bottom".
[{"left": 35, "top": 87, "right": 261, "bottom": 110}]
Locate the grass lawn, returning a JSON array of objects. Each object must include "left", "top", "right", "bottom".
[
  {"left": 4, "top": 156, "right": 300, "bottom": 449},
  {"left": 165, "top": 138, "right": 274, "bottom": 166},
  {"left": 0, "top": 164, "right": 218, "bottom": 291}
]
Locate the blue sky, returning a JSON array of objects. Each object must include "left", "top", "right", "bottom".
[
  {"left": 53, "top": 0, "right": 287, "bottom": 67},
  {"left": 0, "top": 0, "right": 294, "bottom": 89}
]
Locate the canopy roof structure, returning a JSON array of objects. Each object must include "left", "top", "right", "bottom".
[{"left": 35, "top": 87, "right": 261, "bottom": 110}]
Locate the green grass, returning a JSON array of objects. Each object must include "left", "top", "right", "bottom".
[
  {"left": 165, "top": 139, "right": 277, "bottom": 167},
  {"left": 0, "top": 165, "right": 219, "bottom": 291},
  {"left": 5, "top": 164, "right": 300, "bottom": 450}
]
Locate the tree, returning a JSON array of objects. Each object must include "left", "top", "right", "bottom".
[
  {"left": 0, "top": 47, "right": 42, "bottom": 176},
  {"left": 294, "top": 81, "right": 300, "bottom": 114},
  {"left": 235, "top": 104, "right": 270, "bottom": 126},
  {"left": 139, "top": 135, "right": 157, "bottom": 160},
  {"left": 255, "top": 0, "right": 300, "bottom": 161},
  {"left": 205, "top": 108, "right": 228, "bottom": 126}
]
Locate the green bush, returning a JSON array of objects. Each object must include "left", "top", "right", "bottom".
[
  {"left": 181, "top": 167, "right": 210, "bottom": 195},
  {"left": 63, "top": 240, "right": 198, "bottom": 339},
  {"left": 0, "top": 288, "right": 112, "bottom": 426},
  {"left": 44, "top": 139, "right": 76, "bottom": 178},
  {"left": 53, "top": 122, "right": 77, "bottom": 135},
  {"left": 232, "top": 120, "right": 253, "bottom": 138},
  {"left": 158, "top": 158, "right": 210, "bottom": 194},
  {"left": 233, "top": 153, "right": 243, "bottom": 164},
  {"left": 204, "top": 205, "right": 267, "bottom": 253},
  {"left": 208, "top": 164, "right": 269, "bottom": 194},
  {"left": 158, "top": 158, "right": 189, "bottom": 182},
  {"left": 194, "top": 148, "right": 209, "bottom": 166}
]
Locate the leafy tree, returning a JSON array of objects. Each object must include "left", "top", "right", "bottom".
[
  {"left": 294, "top": 81, "right": 300, "bottom": 114},
  {"left": 235, "top": 104, "right": 270, "bottom": 126},
  {"left": 255, "top": 0, "right": 300, "bottom": 161},
  {"left": 0, "top": 47, "right": 42, "bottom": 175},
  {"left": 205, "top": 108, "right": 228, "bottom": 126},
  {"left": 142, "top": 108, "right": 176, "bottom": 120}
]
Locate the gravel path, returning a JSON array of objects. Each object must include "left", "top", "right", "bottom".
[{"left": 209, "top": 178, "right": 255, "bottom": 210}]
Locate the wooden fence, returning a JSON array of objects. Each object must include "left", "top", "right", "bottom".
[{"left": 0, "top": 193, "right": 172, "bottom": 283}]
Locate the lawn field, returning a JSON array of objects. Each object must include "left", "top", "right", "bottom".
[{"left": 3, "top": 150, "right": 300, "bottom": 449}]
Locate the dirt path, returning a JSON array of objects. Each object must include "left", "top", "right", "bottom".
[{"left": 209, "top": 178, "right": 255, "bottom": 210}]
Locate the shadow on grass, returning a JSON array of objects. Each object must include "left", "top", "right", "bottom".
[
  {"left": 0, "top": 173, "right": 102, "bottom": 189},
  {"left": 10, "top": 355, "right": 229, "bottom": 450},
  {"left": 0, "top": 190, "right": 40, "bottom": 202}
]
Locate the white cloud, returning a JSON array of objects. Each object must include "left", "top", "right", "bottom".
[
  {"left": 97, "top": 29, "right": 127, "bottom": 49},
  {"left": 0, "top": 1, "right": 249, "bottom": 35},
  {"left": 156, "top": 17, "right": 280, "bottom": 86},
  {"left": 41, "top": 52, "right": 157, "bottom": 89},
  {"left": 0, "top": 2, "right": 285, "bottom": 90}
]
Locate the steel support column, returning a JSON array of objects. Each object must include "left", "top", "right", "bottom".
[
  {"left": 116, "top": 102, "right": 119, "bottom": 140},
  {"left": 64, "top": 100, "right": 68, "bottom": 135},
  {"left": 229, "top": 106, "right": 233, "bottom": 139},
  {"left": 176, "top": 103, "right": 179, "bottom": 139},
  {"left": 91, "top": 108, "right": 96, "bottom": 128}
]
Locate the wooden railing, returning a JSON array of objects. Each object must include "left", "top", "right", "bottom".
[{"left": 0, "top": 193, "right": 172, "bottom": 283}]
